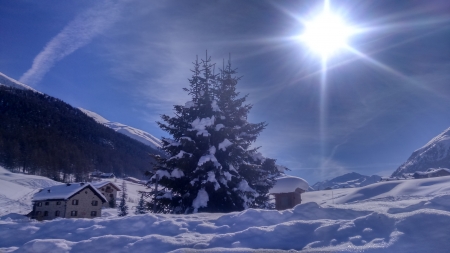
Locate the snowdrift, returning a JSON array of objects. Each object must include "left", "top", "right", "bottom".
[
  {"left": 0, "top": 166, "right": 61, "bottom": 216},
  {"left": 2, "top": 196, "right": 450, "bottom": 252},
  {"left": 2, "top": 169, "right": 450, "bottom": 252}
]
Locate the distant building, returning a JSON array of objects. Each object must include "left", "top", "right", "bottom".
[
  {"left": 413, "top": 168, "right": 450, "bottom": 179},
  {"left": 100, "top": 173, "right": 115, "bottom": 178},
  {"left": 30, "top": 183, "right": 106, "bottom": 221},
  {"left": 269, "top": 176, "right": 309, "bottom": 211},
  {"left": 124, "top": 177, "right": 145, "bottom": 185},
  {"left": 90, "top": 171, "right": 115, "bottom": 179},
  {"left": 91, "top": 181, "right": 121, "bottom": 207},
  {"left": 90, "top": 171, "right": 103, "bottom": 178}
]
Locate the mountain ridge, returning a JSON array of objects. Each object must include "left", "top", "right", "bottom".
[
  {"left": 311, "top": 172, "right": 381, "bottom": 191},
  {"left": 392, "top": 127, "right": 450, "bottom": 176},
  {"left": 0, "top": 72, "right": 159, "bottom": 180},
  {"left": 0, "top": 71, "right": 161, "bottom": 151},
  {"left": 79, "top": 108, "right": 161, "bottom": 150}
]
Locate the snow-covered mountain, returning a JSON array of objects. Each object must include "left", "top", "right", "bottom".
[
  {"left": 311, "top": 172, "right": 381, "bottom": 191},
  {"left": 0, "top": 71, "right": 161, "bottom": 151},
  {"left": 392, "top": 127, "right": 450, "bottom": 177},
  {"left": 79, "top": 108, "right": 161, "bottom": 150},
  {"left": 0, "top": 72, "right": 38, "bottom": 92}
]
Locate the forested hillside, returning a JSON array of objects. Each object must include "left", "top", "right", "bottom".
[{"left": 0, "top": 86, "right": 159, "bottom": 181}]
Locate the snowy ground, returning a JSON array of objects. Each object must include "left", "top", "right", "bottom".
[
  {"left": 2, "top": 168, "right": 450, "bottom": 252},
  {"left": 0, "top": 166, "right": 61, "bottom": 216}
]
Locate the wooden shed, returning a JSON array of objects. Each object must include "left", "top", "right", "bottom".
[{"left": 269, "top": 176, "right": 309, "bottom": 211}]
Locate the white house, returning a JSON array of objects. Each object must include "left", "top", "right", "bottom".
[{"left": 30, "top": 183, "right": 106, "bottom": 221}]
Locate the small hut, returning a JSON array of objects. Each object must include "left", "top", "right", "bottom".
[{"left": 269, "top": 176, "right": 309, "bottom": 211}]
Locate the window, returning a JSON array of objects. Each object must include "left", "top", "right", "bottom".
[
  {"left": 45, "top": 202, "right": 49, "bottom": 206},
  {"left": 44, "top": 211, "right": 48, "bottom": 216},
  {"left": 36, "top": 211, "right": 41, "bottom": 215},
  {"left": 70, "top": 211, "right": 77, "bottom": 216},
  {"left": 37, "top": 202, "right": 42, "bottom": 207},
  {"left": 55, "top": 211, "right": 60, "bottom": 217},
  {"left": 92, "top": 200, "right": 98, "bottom": 206},
  {"left": 110, "top": 194, "right": 113, "bottom": 198},
  {"left": 56, "top": 201, "right": 61, "bottom": 205},
  {"left": 72, "top": 199, "right": 79, "bottom": 205},
  {"left": 91, "top": 211, "right": 97, "bottom": 217}
]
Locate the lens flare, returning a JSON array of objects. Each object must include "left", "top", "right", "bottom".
[{"left": 300, "top": 10, "right": 353, "bottom": 58}]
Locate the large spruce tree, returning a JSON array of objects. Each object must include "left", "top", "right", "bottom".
[{"left": 151, "top": 55, "right": 282, "bottom": 214}]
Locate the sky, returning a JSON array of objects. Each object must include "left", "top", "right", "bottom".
[{"left": 2, "top": 0, "right": 450, "bottom": 184}]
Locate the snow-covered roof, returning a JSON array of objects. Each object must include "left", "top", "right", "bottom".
[
  {"left": 269, "top": 176, "right": 309, "bottom": 194},
  {"left": 91, "top": 181, "right": 121, "bottom": 190},
  {"left": 100, "top": 173, "right": 115, "bottom": 177},
  {"left": 32, "top": 183, "right": 107, "bottom": 202}
]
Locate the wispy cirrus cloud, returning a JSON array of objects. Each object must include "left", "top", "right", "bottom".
[{"left": 19, "top": 0, "right": 127, "bottom": 86}]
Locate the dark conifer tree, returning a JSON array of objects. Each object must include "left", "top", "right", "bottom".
[
  {"left": 151, "top": 54, "right": 283, "bottom": 214},
  {"left": 214, "top": 59, "right": 282, "bottom": 208},
  {"left": 135, "top": 193, "right": 147, "bottom": 215},
  {"left": 118, "top": 180, "right": 129, "bottom": 216}
]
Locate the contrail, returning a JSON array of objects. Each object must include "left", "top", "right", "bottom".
[{"left": 20, "top": 0, "right": 126, "bottom": 86}]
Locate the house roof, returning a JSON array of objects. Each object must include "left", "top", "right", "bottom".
[
  {"left": 91, "top": 181, "right": 121, "bottom": 191},
  {"left": 100, "top": 173, "right": 115, "bottom": 177},
  {"left": 32, "top": 183, "right": 107, "bottom": 202},
  {"left": 269, "top": 176, "right": 309, "bottom": 194}
]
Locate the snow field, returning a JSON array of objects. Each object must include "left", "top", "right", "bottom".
[
  {"left": 0, "top": 166, "right": 61, "bottom": 216},
  {"left": 3, "top": 168, "right": 450, "bottom": 252},
  {"left": 2, "top": 195, "right": 450, "bottom": 252}
]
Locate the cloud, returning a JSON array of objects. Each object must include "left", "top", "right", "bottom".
[{"left": 19, "top": 0, "right": 127, "bottom": 86}]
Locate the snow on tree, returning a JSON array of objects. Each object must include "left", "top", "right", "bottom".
[
  {"left": 118, "top": 180, "right": 129, "bottom": 216},
  {"left": 135, "top": 193, "right": 147, "bottom": 215},
  {"left": 151, "top": 54, "right": 283, "bottom": 214}
]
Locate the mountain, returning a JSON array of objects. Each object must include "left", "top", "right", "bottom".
[
  {"left": 311, "top": 172, "right": 381, "bottom": 190},
  {"left": 0, "top": 73, "right": 159, "bottom": 181},
  {"left": 1, "top": 72, "right": 161, "bottom": 150},
  {"left": 0, "top": 72, "right": 37, "bottom": 92},
  {"left": 79, "top": 108, "right": 161, "bottom": 150},
  {"left": 392, "top": 127, "right": 450, "bottom": 177}
]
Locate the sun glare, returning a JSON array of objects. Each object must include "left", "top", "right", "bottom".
[{"left": 300, "top": 9, "right": 352, "bottom": 58}]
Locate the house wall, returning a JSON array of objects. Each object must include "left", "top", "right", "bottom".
[
  {"left": 32, "top": 200, "right": 67, "bottom": 221},
  {"left": 98, "top": 183, "right": 118, "bottom": 207},
  {"left": 64, "top": 188, "right": 103, "bottom": 219},
  {"left": 274, "top": 192, "right": 302, "bottom": 211}
]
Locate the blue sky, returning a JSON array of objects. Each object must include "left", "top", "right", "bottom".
[{"left": 2, "top": 0, "right": 450, "bottom": 184}]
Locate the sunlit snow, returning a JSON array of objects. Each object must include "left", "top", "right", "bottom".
[{"left": 2, "top": 166, "right": 450, "bottom": 252}]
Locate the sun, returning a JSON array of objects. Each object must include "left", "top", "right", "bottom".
[{"left": 300, "top": 9, "right": 352, "bottom": 58}]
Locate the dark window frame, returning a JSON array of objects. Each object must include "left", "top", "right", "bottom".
[
  {"left": 70, "top": 211, "right": 77, "bottom": 216},
  {"left": 55, "top": 211, "right": 60, "bottom": 217},
  {"left": 92, "top": 200, "right": 98, "bottom": 206},
  {"left": 72, "top": 199, "right": 79, "bottom": 205},
  {"left": 90, "top": 211, "right": 97, "bottom": 217}
]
